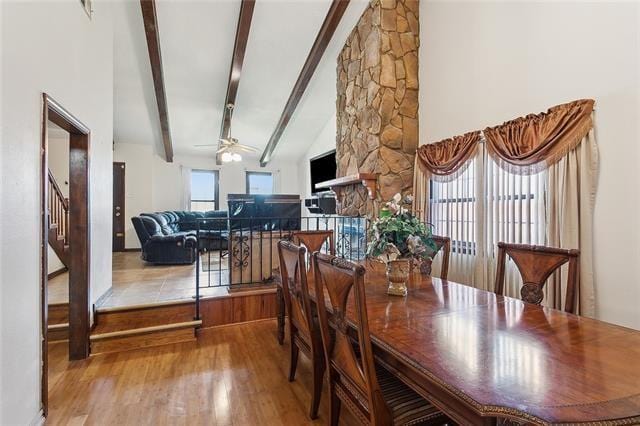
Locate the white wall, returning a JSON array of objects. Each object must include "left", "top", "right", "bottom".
[
  {"left": 297, "top": 114, "right": 338, "bottom": 199},
  {"left": 114, "top": 143, "right": 302, "bottom": 248},
  {"left": 420, "top": 1, "right": 640, "bottom": 329},
  {"left": 47, "top": 133, "right": 70, "bottom": 198},
  {"left": 0, "top": 1, "right": 114, "bottom": 424}
]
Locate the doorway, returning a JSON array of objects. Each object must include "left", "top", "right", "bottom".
[
  {"left": 112, "top": 162, "right": 125, "bottom": 252},
  {"left": 40, "top": 93, "right": 91, "bottom": 416}
]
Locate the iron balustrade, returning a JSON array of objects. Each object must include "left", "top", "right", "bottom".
[{"left": 191, "top": 215, "right": 369, "bottom": 319}]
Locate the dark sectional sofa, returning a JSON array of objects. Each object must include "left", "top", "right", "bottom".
[{"left": 131, "top": 210, "right": 229, "bottom": 265}]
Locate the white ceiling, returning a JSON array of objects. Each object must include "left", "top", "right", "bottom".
[{"left": 113, "top": 0, "right": 368, "bottom": 161}]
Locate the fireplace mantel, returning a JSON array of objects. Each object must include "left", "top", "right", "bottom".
[{"left": 315, "top": 173, "right": 377, "bottom": 199}]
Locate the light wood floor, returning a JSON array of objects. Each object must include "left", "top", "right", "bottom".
[{"left": 47, "top": 320, "right": 356, "bottom": 425}]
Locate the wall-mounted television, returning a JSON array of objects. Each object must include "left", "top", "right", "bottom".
[{"left": 310, "top": 150, "right": 336, "bottom": 195}]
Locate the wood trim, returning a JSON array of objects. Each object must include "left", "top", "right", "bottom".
[
  {"left": 218, "top": 0, "right": 255, "bottom": 165},
  {"left": 47, "top": 266, "right": 68, "bottom": 280},
  {"left": 315, "top": 172, "right": 378, "bottom": 199},
  {"left": 90, "top": 320, "right": 202, "bottom": 341},
  {"left": 122, "top": 248, "right": 142, "bottom": 252},
  {"left": 259, "top": 0, "right": 350, "bottom": 166},
  {"left": 41, "top": 93, "right": 93, "bottom": 416},
  {"left": 40, "top": 94, "right": 49, "bottom": 418},
  {"left": 140, "top": 0, "right": 174, "bottom": 162}
]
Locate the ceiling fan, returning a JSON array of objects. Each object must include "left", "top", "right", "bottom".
[{"left": 194, "top": 103, "right": 257, "bottom": 162}]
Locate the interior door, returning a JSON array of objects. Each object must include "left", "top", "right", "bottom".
[{"left": 112, "top": 162, "right": 125, "bottom": 252}]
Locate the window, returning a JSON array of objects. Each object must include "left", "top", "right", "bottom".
[
  {"left": 246, "top": 171, "right": 273, "bottom": 195},
  {"left": 190, "top": 169, "right": 219, "bottom": 212},
  {"left": 428, "top": 149, "right": 546, "bottom": 289}
]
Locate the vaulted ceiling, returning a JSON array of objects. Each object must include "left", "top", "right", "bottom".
[{"left": 113, "top": 0, "right": 368, "bottom": 163}]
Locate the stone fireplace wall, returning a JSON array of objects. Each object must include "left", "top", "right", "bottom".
[{"left": 335, "top": 0, "right": 419, "bottom": 216}]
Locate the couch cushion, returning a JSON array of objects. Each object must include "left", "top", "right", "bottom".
[
  {"left": 140, "top": 216, "right": 163, "bottom": 237},
  {"left": 142, "top": 213, "right": 173, "bottom": 235}
]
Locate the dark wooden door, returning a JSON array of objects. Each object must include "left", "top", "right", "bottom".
[{"left": 112, "top": 162, "right": 125, "bottom": 252}]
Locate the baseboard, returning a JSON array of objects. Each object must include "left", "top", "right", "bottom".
[
  {"left": 47, "top": 266, "right": 68, "bottom": 280},
  {"left": 30, "top": 409, "right": 45, "bottom": 426},
  {"left": 122, "top": 248, "right": 141, "bottom": 252}
]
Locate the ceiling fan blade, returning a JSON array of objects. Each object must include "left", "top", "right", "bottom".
[
  {"left": 216, "top": 146, "right": 228, "bottom": 154},
  {"left": 236, "top": 144, "right": 258, "bottom": 153},
  {"left": 193, "top": 144, "right": 216, "bottom": 147}
]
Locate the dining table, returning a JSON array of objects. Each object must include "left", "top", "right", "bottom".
[{"left": 274, "top": 261, "right": 640, "bottom": 425}]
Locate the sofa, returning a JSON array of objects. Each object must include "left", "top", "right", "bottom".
[{"left": 131, "top": 210, "right": 229, "bottom": 265}]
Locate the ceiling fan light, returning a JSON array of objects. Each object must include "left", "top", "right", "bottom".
[
  {"left": 221, "top": 152, "right": 233, "bottom": 162},
  {"left": 232, "top": 153, "right": 242, "bottom": 162}
]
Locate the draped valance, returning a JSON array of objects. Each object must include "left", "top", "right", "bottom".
[
  {"left": 416, "top": 130, "right": 482, "bottom": 182},
  {"left": 483, "top": 99, "right": 595, "bottom": 175}
]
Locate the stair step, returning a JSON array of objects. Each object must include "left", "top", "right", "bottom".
[
  {"left": 90, "top": 320, "right": 201, "bottom": 355},
  {"left": 93, "top": 300, "right": 195, "bottom": 333},
  {"left": 48, "top": 323, "right": 69, "bottom": 342},
  {"left": 48, "top": 303, "right": 69, "bottom": 325}
]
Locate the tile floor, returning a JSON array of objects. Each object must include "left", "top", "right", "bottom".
[{"left": 47, "top": 251, "right": 231, "bottom": 309}]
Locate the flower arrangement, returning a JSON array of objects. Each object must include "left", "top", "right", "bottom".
[{"left": 366, "top": 193, "right": 436, "bottom": 264}]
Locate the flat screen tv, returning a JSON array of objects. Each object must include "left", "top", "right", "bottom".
[{"left": 310, "top": 150, "right": 336, "bottom": 195}]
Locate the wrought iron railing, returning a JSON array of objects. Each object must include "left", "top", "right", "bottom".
[{"left": 192, "top": 215, "right": 369, "bottom": 319}]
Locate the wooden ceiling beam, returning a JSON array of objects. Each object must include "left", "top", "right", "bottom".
[
  {"left": 259, "top": 0, "right": 350, "bottom": 167},
  {"left": 140, "top": 0, "right": 173, "bottom": 162},
  {"left": 218, "top": 0, "right": 256, "bottom": 165}
]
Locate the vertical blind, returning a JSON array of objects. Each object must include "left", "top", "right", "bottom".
[{"left": 429, "top": 145, "right": 548, "bottom": 298}]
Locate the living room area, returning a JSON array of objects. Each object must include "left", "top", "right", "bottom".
[{"left": 4, "top": 0, "right": 640, "bottom": 424}]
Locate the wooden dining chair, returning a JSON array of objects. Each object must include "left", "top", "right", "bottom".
[
  {"left": 293, "top": 230, "right": 335, "bottom": 271},
  {"left": 277, "top": 240, "right": 325, "bottom": 420},
  {"left": 494, "top": 242, "right": 580, "bottom": 313},
  {"left": 312, "top": 252, "right": 448, "bottom": 426},
  {"left": 419, "top": 235, "right": 451, "bottom": 280}
]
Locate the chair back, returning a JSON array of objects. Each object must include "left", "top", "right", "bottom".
[
  {"left": 312, "top": 253, "right": 392, "bottom": 425},
  {"left": 278, "top": 240, "right": 315, "bottom": 340},
  {"left": 293, "top": 230, "right": 335, "bottom": 273},
  {"left": 494, "top": 242, "right": 580, "bottom": 313},
  {"left": 420, "top": 235, "right": 451, "bottom": 280}
]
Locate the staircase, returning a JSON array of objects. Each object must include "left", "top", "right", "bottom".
[{"left": 48, "top": 169, "right": 69, "bottom": 268}]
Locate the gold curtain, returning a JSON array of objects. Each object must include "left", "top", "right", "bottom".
[
  {"left": 484, "top": 99, "right": 595, "bottom": 175},
  {"left": 415, "top": 131, "right": 482, "bottom": 182},
  {"left": 413, "top": 131, "right": 482, "bottom": 221}
]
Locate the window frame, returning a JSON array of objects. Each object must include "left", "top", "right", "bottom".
[
  {"left": 245, "top": 171, "right": 273, "bottom": 195},
  {"left": 190, "top": 169, "right": 220, "bottom": 211}
]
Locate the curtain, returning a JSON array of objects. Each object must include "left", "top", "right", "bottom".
[
  {"left": 428, "top": 152, "right": 485, "bottom": 288},
  {"left": 413, "top": 99, "right": 598, "bottom": 315},
  {"left": 180, "top": 166, "right": 192, "bottom": 211},
  {"left": 483, "top": 151, "right": 547, "bottom": 298},
  {"left": 413, "top": 131, "right": 482, "bottom": 221},
  {"left": 484, "top": 99, "right": 594, "bottom": 175},
  {"left": 545, "top": 130, "right": 598, "bottom": 315}
]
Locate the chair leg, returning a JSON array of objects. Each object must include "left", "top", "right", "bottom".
[
  {"left": 288, "top": 341, "right": 299, "bottom": 382},
  {"left": 329, "top": 382, "right": 341, "bottom": 426},
  {"left": 309, "top": 357, "right": 324, "bottom": 419}
]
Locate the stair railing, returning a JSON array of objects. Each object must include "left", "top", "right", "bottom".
[{"left": 48, "top": 169, "right": 69, "bottom": 245}]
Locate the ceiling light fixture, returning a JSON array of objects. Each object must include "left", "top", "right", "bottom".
[
  {"left": 221, "top": 152, "right": 233, "bottom": 163},
  {"left": 232, "top": 153, "right": 242, "bottom": 162}
]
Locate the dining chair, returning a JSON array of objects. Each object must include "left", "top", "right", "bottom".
[
  {"left": 293, "top": 230, "right": 335, "bottom": 272},
  {"left": 277, "top": 239, "right": 325, "bottom": 420},
  {"left": 312, "top": 252, "right": 448, "bottom": 426},
  {"left": 494, "top": 242, "right": 580, "bottom": 313},
  {"left": 419, "top": 235, "right": 451, "bottom": 280}
]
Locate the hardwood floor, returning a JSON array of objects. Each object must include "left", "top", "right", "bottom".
[{"left": 47, "top": 320, "right": 357, "bottom": 425}]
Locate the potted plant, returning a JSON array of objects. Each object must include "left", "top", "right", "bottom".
[{"left": 366, "top": 193, "right": 436, "bottom": 296}]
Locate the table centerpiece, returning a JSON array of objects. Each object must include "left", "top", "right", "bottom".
[{"left": 366, "top": 193, "right": 436, "bottom": 296}]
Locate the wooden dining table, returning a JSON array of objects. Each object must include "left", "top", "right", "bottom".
[{"left": 274, "top": 261, "right": 640, "bottom": 425}]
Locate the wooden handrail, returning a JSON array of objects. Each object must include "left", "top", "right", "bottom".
[
  {"left": 48, "top": 169, "right": 68, "bottom": 210},
  {"left": 48, "top": 169, "right": 69, "bottom": 245}
]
